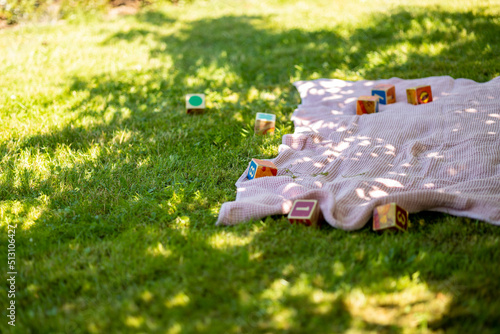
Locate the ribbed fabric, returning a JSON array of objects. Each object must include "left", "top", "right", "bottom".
[{"left": 217, "top": 76, "right": 500, "bottom": 230}]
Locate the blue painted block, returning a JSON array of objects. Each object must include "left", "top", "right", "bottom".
[
  {"left": 372, "top": 90, "right": 387, "bottom": 104},
  {"left": 371, "top": 84, "right": 396, "bottom": 105},
  {"left": 247, "top": 159, "right": 258, "bottom": 180}
]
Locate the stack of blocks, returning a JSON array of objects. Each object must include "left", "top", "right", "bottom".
[
  {"left": 254, "top": 113, "right": 276, "bottom": 135},
  {"left": 247, "top": 158, "right": 278, "bottom": 180},
  {"left": 356, "top": 96, "right": 379, "bottom": 115},
  {"left": 371, "top": 84, "right": 396, "bottom": 105},
  {"left": 406, "top": 85, "right": 433, "bottom": 105},
  {"left": 373, "top": 203, "right": 409, "bottom": 232},
  {"left": 287, "top": 199, "right": 320, "bottom": 227},
  {"left": 186, "top": 94, "right": 206, "bottom": 114}
]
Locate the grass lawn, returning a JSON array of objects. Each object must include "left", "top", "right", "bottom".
[{"left": 1, "top": 0, "right": 500, "bottom": 332}]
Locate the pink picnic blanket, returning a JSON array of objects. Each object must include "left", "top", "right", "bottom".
[{"left": 217, "top": 76, "right": 500, "bottom": 230}]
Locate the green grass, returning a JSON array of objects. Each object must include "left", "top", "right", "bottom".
[{"left": 1, "top": 0, "right": 500, "bottom": 332}]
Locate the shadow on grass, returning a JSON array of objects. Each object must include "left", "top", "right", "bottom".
[
  {"left": 11, "top": 207, "right": 500, "bottom": 333},
  {"left": 107, "top": 7, "right": 500, "bottom": 84},
  {"left": 2, "top": 4, "right": 500, "bottom": 333}
]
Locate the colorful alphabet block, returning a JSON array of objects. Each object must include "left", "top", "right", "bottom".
[
  {"left": 247, "top": 158, "right": 278, "bottom": 180},
  {"left": 254, "top": 113, "right": 276, "bottom": 135},
  {"left": 371, "top": 84, "right": 396, "bottom": 105},
  {"left": 186, "top": 94, "right": 205, "bottom": 113},
  {"left": 356, "top": 96, "right": 379, "bottom": 115},
  {"left": 288, "top": 199, "right": 320, "bottom": 227},
  {"left": 406, "top": 85, "right": 433, "bottom": 105},
  {"left": 373, "top": 203, "right": 409, "bottom": 232}
]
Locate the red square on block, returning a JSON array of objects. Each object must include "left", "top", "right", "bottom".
[
  {"left": 288, "top": 199, "right": 320, "bottom": 227},
  {"left": 373, "top": 203, "right": 409, "bottom": 232}
]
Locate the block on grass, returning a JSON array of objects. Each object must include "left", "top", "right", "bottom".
[
  {"left": 373, "top": 203, "right": 409, "bottom": 232},
  {"left": 356, "top": 96, "right": 379, "bottom": 115},
  {"left": 406, "top": 85, "right": 433, "bottom": 105},
  {"left": 371, "top": 84, "right": 396, "bottom": 105},
  {"left": 254, "top": 112, "right": 276, "bottom": 135},
  {"left": 247, "top": 158, "right": 278, "bottom": 180},
  {"left": 287, "top": 199, "right": 320, "bottom": 227},
  {"left": 186, "top": 94, "right": 206, "bottom": 113}
]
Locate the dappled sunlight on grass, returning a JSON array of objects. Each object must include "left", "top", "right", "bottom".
[
  {"left": 256, "top": 274, "right": 345, "bottom": 330},
  {"left": 208, "top": 230, "right": 255, "bottom": 250},
  {"left": 147, "top": 241, "right": 173, "bottom": 258},
  {"left": 19, "top": 203, "right": 46, "bottom": 230},
  {"left": 0, "top": 198, "right": 49, "bottom": 230},
  {"left": 190, "top": 61, "right": 241, "bottom": 89},
  {"left": 165, "top": 292, "right": 190, "bottom": 309},
  {"left": 125, "top": 315, "right": 145, "bottom": 329},
  {"left": 171, "top": 215, "right": 191, "bottom": 235},
  {"left": 255, "top": 141, "right": 281, "bottom": 158},
  {"left": 346, "top": 275, "right": 452, "bottom": 329},
  {"left": 165, "top": 323, "right": 183, "bottom": 334},
  {"left": 1, "top": 0, "right": 500, "bottom": 332}
]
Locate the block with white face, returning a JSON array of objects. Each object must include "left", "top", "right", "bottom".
[{"left": 186, "top": 94, "right": 206, "bottom": 111}]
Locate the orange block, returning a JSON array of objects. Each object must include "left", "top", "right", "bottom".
[
  {"left": 371, "top": 84, "right": 396, "bottom": 105},
  {"left": 373, "top": 203, "right": 409, "bottom": 232},
  {"left": 247, "top": 158, "right": 278, "bottom": 180},
  {"left": 406, "top": 85, "right": 433, "bottom": 105},
  {"left": 356, "top": 96, "right": 379, "bottom": 115},
  {"left": 254, "top": 113, "right": 276, "bottom": 135}
]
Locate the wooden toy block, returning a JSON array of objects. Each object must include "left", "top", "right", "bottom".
[
  {"left": 247, "top": 158, "right": 278, "bottom": 180},
  {"left": 406, "top": 85, "right": 433, "bottom": 105},
  {"left": 372, "top": 84, "right": 396, "bottom": 105},
  {"left": 288, "top": 199, "right": 320, "bottom": 227},
  {"left": 186, "top": 94, "right": 205, "bottom": 113},
  {"left": 356, "top": 96, "right": 379, "bottom": 115},
  {"left": 254, "top": 112, "right": 276, "bottom": 135},
  {"left": 373, "top": 203, "right": 409, "bottom": 232}
]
